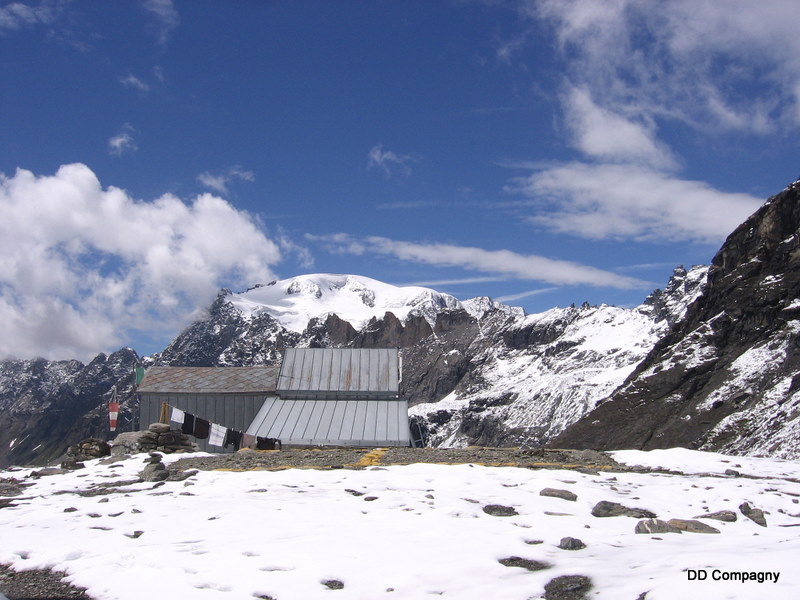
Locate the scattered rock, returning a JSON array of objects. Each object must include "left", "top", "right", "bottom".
[
  {"left": 28, "top": 467, "right": 69, "bottom": 478},
  {"left": 498, "top": 556, "right": 551, "bottom": 571},
  {"left": 667, "top": 519, "right": 720, "bottom": 534},
  {"left": 482, "top": 504, "right": 518, "bottom": 517},
  {"left": 540, "top": 488, "right": 578, "bottom": 501},
  {"left": 321, "top": 579, "right": 344, "bottom": 590},
  {"left": 525, "top": 539, "right": 544, "bottom": 545},
  {"left": 363, "top": 496, "right": 379, "bottom": 502},
  {"left": 124, "top": 531, "right": 144, "bottom": 539},
  {"left": 543, "top": 575, "right": 592, "bottom": 600},
  {"left": 739, "top": 502, "right": 767, "bottom": 527},
  {"left": 693, "top": 510, "right": 737, "bottom": 522},
  {"left": 725, "top": 469, "right": 741, "bottom": 477},
  {"left": 591, "top": 500, "right": 656, "bottom": 518},
  {"left": 634, "top": 519, "right": 681, "bottom": 534},
  {"left": 558, "top": 537, "right": 586, "bottom": 550},
  {"left": 59, "top": 458, "right": 86, "bottom": 471},
  {"left": 63, "top": 507, "right": 78, "bottom": 513}
]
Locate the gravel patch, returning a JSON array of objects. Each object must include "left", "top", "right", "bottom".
[{"left": 0, "top": 563, "right": 93, "bottom": 600}]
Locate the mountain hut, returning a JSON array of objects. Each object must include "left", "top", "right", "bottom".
[{"left": 136, "top": 348, "right": 409, "bottom": 451}]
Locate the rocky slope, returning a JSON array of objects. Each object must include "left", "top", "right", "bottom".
[
  {"left": 0, "top": 349, "right": 139, "bottom": 467},
  {"left": 553, "top": 180, "right": 800, "bottom": 458}
]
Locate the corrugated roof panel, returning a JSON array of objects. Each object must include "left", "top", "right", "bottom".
[
  {"left": 246, "top": 397, "right": 409, "bottom": 446},
  {"left": 277, "top": 348, "right": 399, "bottom": 398},
  {"left": 138, "top": 366, "right": 279, "bottom": 394}
]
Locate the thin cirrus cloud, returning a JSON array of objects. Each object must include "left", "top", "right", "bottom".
[
  {"left": 0, "top": 2, "right": 55, "bottom": 31},
  {"left": 143, "top": 0, "right": 179, "bottom": 45},
  {"left": 308, "top": 233, "right": 649, "bottom": 290},
  {"left": 197, "top": 166, "right": 256, "bottom": 196},
  {"left": 119, "top": 73, "right": 151, "bottom": 92},
  {"left": 0, "top": 163, "right": 282, "bottom": 361},
  {"left": 108, "top": 124, "right": 138, "bottom": 156},
  {"left": 367, "top": 144, "right": 419, "bottom": 178},
  {"left": 533, "top": 0, "right": 800, "bottom": 133}
]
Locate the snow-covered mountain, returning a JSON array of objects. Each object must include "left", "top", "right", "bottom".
[
  {"left": 3, "top": 181, "right": 800, "bottom": 466},
  {"left": 409, "top": 265, "right": 707, "bottom": 447},
  {"left": 228, "top": 274, "right": 464, "bottom": 332},
  {"left": 0, "top": 349, "right": 139, "bottom": 467},
  {"left": 555, "top": 180, "right": 800, "bottom": 459}
]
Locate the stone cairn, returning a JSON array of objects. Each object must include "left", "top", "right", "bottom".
[
  {"left": 61, "top": 438, "right": 112, "bottom": 470},
  {"left": 110, "top": 422, "right": 197, "bottom": 456}
]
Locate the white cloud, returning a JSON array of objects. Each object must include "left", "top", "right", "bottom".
[
  {"left": 533, "top": 0, "right": 800, "bottom": 132},
  {"left": 507, "top": 162, "right": 762, "bottom": 243},
  {"left": 495, "top": 287, "right": 558, "bottom": 303},
  {"left": 309, "top": 233, "right": 649, "bottom": 290},
  {"left": 563, "top": 87, "right": 678, "bottom": 170},
  {"left": 367, "top": 144, "right": 419, "bottom": 178},
  {"left": 0, "top": 164, "right": 283, "bottom": 360},
  {"left": 143, "top": 0, "right": 179, "bottom": 45},
  {"left": 0, "top": 2, "right": 54, "bottom": 32},
  {"left": 108, "top": 124, "right": 138, "bottom": 156},
  {"left": 119, "top": 73, "right": 151, "bottom": 92},
  {"left": 197, "top": 166, "right": 255, "bottom": 195}
]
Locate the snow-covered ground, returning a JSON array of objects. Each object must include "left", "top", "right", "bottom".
[{"left": 2, "top": 449, "right": 799, "bottom": 599}]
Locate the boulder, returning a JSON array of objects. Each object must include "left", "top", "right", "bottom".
[
  {"left": 667, "top": 519, "right": 720, "bottom": 534},
  {"left": 482, "top": 504, "right": 518, "bottom": 517},
  {"left": 693, "top": 510, "right": 737, "bottom": 522},
  {"left": 540, "top": 488, "right": 578, "bottom": 501},
  {"left": 635, "top": 519, "right": 681, "bottom": 534},
  {"left": 558, "top": 537, "right": 586, "bottom": 550},
  {"left": 591, "top": 500, "right": 656, "bottom": 518},
  {"left": 543, "top": 575, "right": 592, "bottom": 600},
  {"left": 739, "top": 502, "right": 767, "bottom": 527}
]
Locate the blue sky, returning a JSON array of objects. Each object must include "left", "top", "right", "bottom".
[{"left": 1, "top": 0, "right": 799, "bottom": 361}]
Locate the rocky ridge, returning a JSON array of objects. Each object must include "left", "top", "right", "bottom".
[{"left": 554, "top": 180, "right": 800, "bottom": 458}]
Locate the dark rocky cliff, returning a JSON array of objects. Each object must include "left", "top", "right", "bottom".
[{"left": 553, "top": 180, "right": 800, "bottom": 458}]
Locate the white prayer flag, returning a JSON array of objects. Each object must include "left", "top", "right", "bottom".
[
  {"left": 170, "top": 407, "right": 185, "bottom": 424},
  {"left": 209, "top": 423, "right": 227, "bottom": 447}
]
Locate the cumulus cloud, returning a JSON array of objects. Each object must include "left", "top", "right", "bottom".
[
  {"left": 108, "top": 124, "right": 138, "bottom": 156},
  {"left": 0, "top": 164, "right": 283, "bottom": 360},
  {"left": 367, "top": 144, "right": 419, "bottom": 178},
  {"left": 197, "top": 166, "right": 255, "bottom": 195},
  {"left": 309, "top": 233, "right": 648, "bottom": 290}
]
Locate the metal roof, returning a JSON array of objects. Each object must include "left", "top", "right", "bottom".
[
  {"left": 246, "top": 396, "right": 410, "bottom": 446},
  {"left": 277, "top": 348, "right": 399, "bottom": 399},
  {"left": 137, "top": 366, "right": 279, "bottom": 394}
]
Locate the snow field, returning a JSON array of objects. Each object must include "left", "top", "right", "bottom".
[{"left": 1, "top": 449, "right": 799, "bottom": 599}]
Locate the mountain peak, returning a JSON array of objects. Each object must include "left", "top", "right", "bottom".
[{"left": 227, "top": 274, "right": 463, "bottom": 333}]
